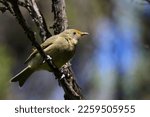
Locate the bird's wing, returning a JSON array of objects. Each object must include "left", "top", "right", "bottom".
[{"left": 24, "top": 36, "right": 57, "bottom": 64}]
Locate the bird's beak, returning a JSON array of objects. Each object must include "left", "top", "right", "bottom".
[{"left": 81, "top": 32, "right": 89, "bottom": 36}]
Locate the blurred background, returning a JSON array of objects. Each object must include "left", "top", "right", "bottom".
[{"left": 0, "top": 0, "right": 150, "bottom": 99}]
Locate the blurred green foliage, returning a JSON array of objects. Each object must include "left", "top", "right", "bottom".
[{"left": 0, "top": 45, "right": 12, "bottom": 99}]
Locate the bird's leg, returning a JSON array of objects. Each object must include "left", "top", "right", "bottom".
[
  {"left": 46, "top": 55, "right": 52, "bottom": 60},
  {"left": 42, "top": 55, "right": 52, "bottom": 63}
]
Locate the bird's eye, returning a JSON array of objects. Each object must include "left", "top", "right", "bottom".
[{"left": 73, "top": 32, "right": 76, "bottom": 35}]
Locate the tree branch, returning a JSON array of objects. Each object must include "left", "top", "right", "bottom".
[
  {"left": 51, "top": 0, "right": 84, "bottom": 100},
  {"left": 18, "top": 0, "right": 52, "bottom": 41},
  {"left": 51, "top": 0, "right": 68, "bottom": 34},
  {"left": 30, "top": 0, "right": 51, "bottom": 41}
]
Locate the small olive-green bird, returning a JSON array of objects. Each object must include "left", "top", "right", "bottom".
[{"left": 11, "top": 29, "right": 88, "bottom": 87}]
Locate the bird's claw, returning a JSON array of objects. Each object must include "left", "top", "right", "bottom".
[{"left": 60, "top": 74, "right": 65, "bottom": 80}]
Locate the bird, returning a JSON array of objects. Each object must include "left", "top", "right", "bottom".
[{"left": 11, "top": 29, "right": 88, "bottom": 87}]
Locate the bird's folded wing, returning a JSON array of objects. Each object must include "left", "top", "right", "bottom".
[{"left": 24, "top": 36, "right": 57, "bottom": 64}]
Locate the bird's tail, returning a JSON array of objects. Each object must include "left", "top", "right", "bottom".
[{"left": 11, "top": 66, "right": 34, "bottom": 87}]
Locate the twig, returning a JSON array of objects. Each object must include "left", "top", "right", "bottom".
[
  {"left": 18, "top": 0, "right": 51, "bottom": 41},
  {"left": 51, "top": 0, "right": 68, "bottom": 34},
  {"left": 30, "top": 0, "right": 51, "bottom": 41},
  {"left": 0, "top": 0, "right": 14, "bottom": 14}
]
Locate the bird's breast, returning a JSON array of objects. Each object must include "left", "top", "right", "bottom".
[
  {"left": 41, "top": 43, "right": 75, "bottom": 71},
  {"left": 51, "top": 45, "right": 75, "bottom": 68}
]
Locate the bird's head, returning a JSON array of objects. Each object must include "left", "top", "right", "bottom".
[{"left": 60, "top": 29, "right": 88, "bottom": 45}]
